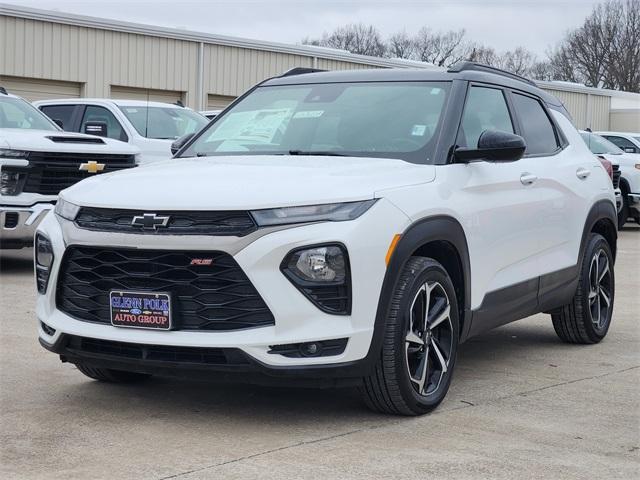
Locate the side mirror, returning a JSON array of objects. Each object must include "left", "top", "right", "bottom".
[
  {"left": 171, "top": 133, "right": 195, "bottom": 156},
  {"left": 84, "top": 121, "right": 108, "bottom": 138},
  {"left": 455, "top": 130, "right": 526, "bottom": 162},
  {"left": 624, "top": 147, "right": 636, "bottom": 153},
  {"left": 53, "top": 119, "right": 64, "bottom": 129}
]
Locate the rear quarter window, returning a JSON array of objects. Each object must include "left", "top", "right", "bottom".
[{"left": 511, "top": 93, "right": 559, "bottom": 156}]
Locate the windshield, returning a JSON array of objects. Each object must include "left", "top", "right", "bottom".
[
  {"left": 181, "top": 81, "right": 450, "bottom": 163},
  {"left": 634, "top": 136, "right": 640, "bottom": 143},
  {"left": 118, "top": 106, "right": 208, "bottom": 140},
  {"left": 0, "top": 96, "right": 58, "bottom": 131},
  {"left": 580, "top": 132, "right": 622, "bottom": 155}
]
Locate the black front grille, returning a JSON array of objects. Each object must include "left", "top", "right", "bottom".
[
  {"left": 612, "top": 165, "right": 621, "bottom": 189},
  {"left": 14, "top": 151, "right": 136, "bottom": 196},
  {"left": 75, "top": 207, "right": 257, "bottom": 236},
  {"left": 56, "top": 247, "right": 275, "bottom": 331},
  {"left": 66, "top": 336, "right": 249, "bottom": 366}
]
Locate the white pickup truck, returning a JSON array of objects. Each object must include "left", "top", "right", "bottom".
[
  {"left": 0, "top": 90, "right": 140, "bottom": 249},
  {"left": 35, "top": 99, "right": 208, "bottom": 164}
]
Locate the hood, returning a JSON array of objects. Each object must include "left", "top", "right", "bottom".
[
  {"left": 0, "top": 129, "right": 140, "bottom": 155},
  {"left": 62, "top": 155, "right": 436, "bottom": 210}
]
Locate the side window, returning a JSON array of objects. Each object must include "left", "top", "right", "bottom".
[
  {"left": 80, "top": 106, "right": 128, "bottom": 142},
  {"left": 511, "top": 93, "right": 559, "bottom": 155},
  {"left": 458, "top": 86, "right": 514, "bottom": 148},
  {"left": 40, "top": 105, "right": 75, "bottom": 130},
  {"left": 603, "top": 135, "right": 637, "bottom": 153}
]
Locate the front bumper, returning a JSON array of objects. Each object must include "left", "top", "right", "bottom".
[
  {"left": 0, "top": 203, "right": 54, "bottom": 249},
  {"left": 35, "top": 199, "right": 411, "bottom": 378}
]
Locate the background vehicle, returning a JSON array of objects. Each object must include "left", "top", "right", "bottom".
[
  {"left": 597, "top": 131, "right": 640, "bottom": 154},
  {"left": 36, "top": 65, "right": 618, "bottom": 415},
  {"left": 581, "top": 130, "right": 640, "bottom": 227},
  {"left": 35, "top": 99, "right": 208, "bottom": 164},
  {"left": 0, "top": 89, "right": 140, "bottom": 249}
]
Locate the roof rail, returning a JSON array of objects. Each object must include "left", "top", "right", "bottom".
[
  {"left": 0, "top": 86, "right": 7, "bottom": 95},
  {"left": 447, "top": 61, "right": 537, "bottom": 87},
  {"left": 279, "top": 67, "right": 327, "bottom": 78}
]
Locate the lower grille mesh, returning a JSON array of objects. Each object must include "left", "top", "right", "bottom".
[{"left": 56, "top": 247, "right": 275, "bottom": 331}]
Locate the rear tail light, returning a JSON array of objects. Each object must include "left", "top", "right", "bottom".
[{"left": 597, "top": 155, "right": 613, "bottom": 181}]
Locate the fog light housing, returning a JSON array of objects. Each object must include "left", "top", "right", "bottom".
[
  {"left": 0, "top": 171, "right": 22, "bottom": 196},
  {"left": 35, "top": 234, "right": 54, "bottom": 294},
  {"left": 281, "top": 244, "right": 351, "bottom": 314}
]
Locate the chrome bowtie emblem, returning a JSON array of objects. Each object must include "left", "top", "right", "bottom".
[{"left": 131, "top": 213, "right": 170, "bottom": 230}]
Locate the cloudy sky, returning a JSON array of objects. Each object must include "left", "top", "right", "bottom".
[{"left": 8, "top": 0, "right": 600, "bottom": 57}]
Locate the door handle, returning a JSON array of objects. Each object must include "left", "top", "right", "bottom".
[
  {"left": 576, "top": 168, "right": 591, "bottom": 179},
  {"left": 520, "top": 173, "right": 537, "bottom": 185}
]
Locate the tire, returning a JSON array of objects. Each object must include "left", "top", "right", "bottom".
[
  {"left": 360, "top": 257, "right": 460, "bottom": 416},
  {"left": 617, "top": 190, "right": 629, "bottom": 230},
  {"left": 75, "top": 363, "right": 152, "bottom": 383},
  {"left": 552, "top": 233, "right": 615, "bottom": 344}
]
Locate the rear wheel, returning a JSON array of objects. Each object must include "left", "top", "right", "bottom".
[
  {"left": 361, "top": 257, "right": 459, "bottom": 415},
  {"left": 551, "top": 233, "right": 614, "bottom": 344},
  {"left": 75, "top": 363, "right": 151, "bottom": 383}
]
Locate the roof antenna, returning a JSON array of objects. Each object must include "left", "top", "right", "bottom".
[{"left": 175, "top": 100, "right": 184, "bottom": 107}]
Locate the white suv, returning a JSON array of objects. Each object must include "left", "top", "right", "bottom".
[
  {"left": 36, "top": 64, "right": 618, "bottom": 415},
  {"left": 595, "top": 131, "right": 640, "bottom": 226},
  {"left": 0, "top": 90, "right": 140, "bottom": 249},
  {"left": 35, "top": 99, "right": 208, "bottom": 164}
]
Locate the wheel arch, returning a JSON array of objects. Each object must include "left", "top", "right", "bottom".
[
  {"left": 582, "top": 200, "right": 617, "bottom": 262},
  {"left": 368, "top": 215, "right": 472, "bottom": 366}
]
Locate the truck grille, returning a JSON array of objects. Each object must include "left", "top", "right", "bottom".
[
  {"left": 56, "top": 247, "right": 274, "bottom": 331},
  {"left": 612, "top": 165, "right": 621, "bottom": 190},
  {"left": 75, "top": 207, "right": 257, "bottom": 236},
  {"left": 10, "top": 152, "right": 136, "bottom": 196}
]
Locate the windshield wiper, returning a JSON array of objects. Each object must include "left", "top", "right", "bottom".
[{"left": 288, "top": 150, "right": 347, "bottom": 157}]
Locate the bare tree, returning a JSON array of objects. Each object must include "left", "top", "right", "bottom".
[
  {"left": 387, "top": 30, "right": 414, "bottom": 59},
  {"left": 303, "top": 24, "right": 386, "bottom": 57},
  {"left": 495, "top": 47, "right": 537, "bottom": 76},
  {"left": 549, "top": 0, "right": 639, "bottom": 91},
  {"left": 467, "top": 45, "right": 498, "bottom": 65},
  {"left": 412, "top": 28, "right": 469, "bottom": 67}
]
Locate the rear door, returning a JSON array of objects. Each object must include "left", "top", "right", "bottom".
[{"left": 507, "top": 90, "right": 595, "bottom": 310}]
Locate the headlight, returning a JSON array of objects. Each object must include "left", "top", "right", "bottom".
[
  {"left": 35, "top": 234, "right": 54, "bottom": 294},
  {"left": 281, "top": 244, "right": 351, "bottom": 315},
  {"left": 54, "top": 197, "right": 81, "bottom": 221},
  {"left": 0, "top": 171, "right": 22, "bottom": 195},
  {"left": 251, "top": 200, "right": 376, "bottom": 227},
  {"left": 0, "top": 148, "right": 29, "bottom": 158}
]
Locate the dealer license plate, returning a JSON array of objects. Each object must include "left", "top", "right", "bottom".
[{"left": 110, "top": 291, "right": 172, "bottom": 330}]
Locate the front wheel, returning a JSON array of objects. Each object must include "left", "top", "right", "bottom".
[
  {"left": 617, "top": 191, "right": 629, "bottom": 229},
  {"left": 551, "top": 233, "right": 615, "bottom": 344},
  {"left": 361, "top": 257, "right": 459, "bottom": 415}
]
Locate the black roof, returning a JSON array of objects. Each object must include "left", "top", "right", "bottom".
[{"left": 263, "top": 66, "right": 562, "bottom": 107}]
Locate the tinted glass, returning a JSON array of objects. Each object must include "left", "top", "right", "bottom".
[
  {"left": 81, "top": 105, "right": 127, "bottom": 141},
  {"left": 40, "top": 105, "right": 75, "bottom": 130},
  {"left": 602, "top": 135, "right": 637, "bottom": 152},
  {"left": 458, "top": 86, "right": 513, "bottom": 148},
  {"left": 0, "top": 97, "right": 57, "bottom": 130},
  {"left": 181, "top": 82, "right": 451, "bottom": 164},
  {"left": 119, "top": 106, "right": 207, "bottom": 140},
  {"left": 511, "top": 93, "right": 558, "bottom": 155}
]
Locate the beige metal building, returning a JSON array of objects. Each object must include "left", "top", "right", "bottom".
[{"left": 1, "top": 4, "right": 639, "bottom": 131}]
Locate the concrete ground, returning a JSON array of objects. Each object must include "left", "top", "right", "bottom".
[{"left": 0, "top": 227, "right": 638, "bottom": 480}]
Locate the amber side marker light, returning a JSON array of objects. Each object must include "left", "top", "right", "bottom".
[{"left": 385, "top": 234, "right": 402, "bottom": 266}]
